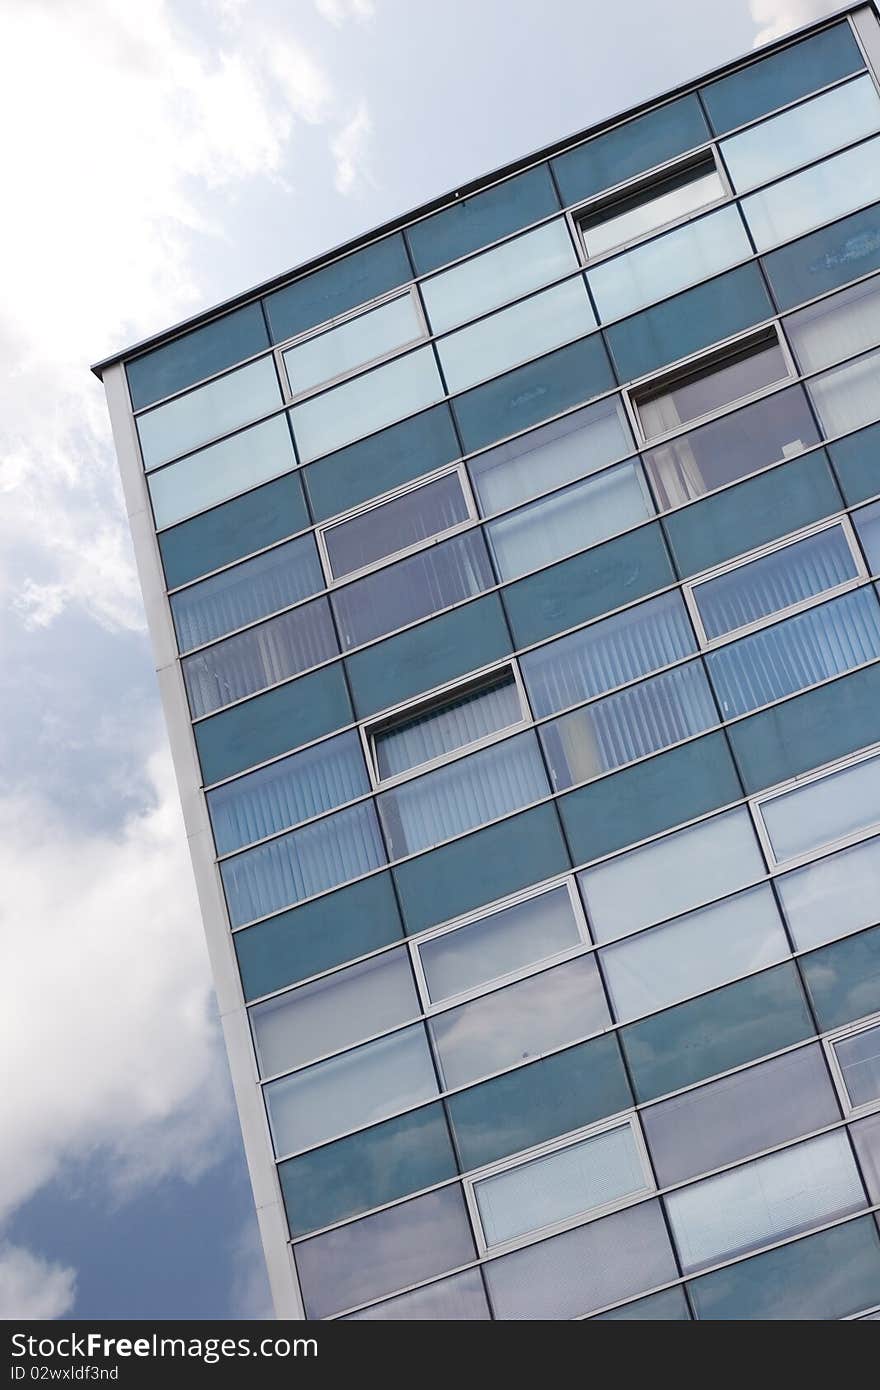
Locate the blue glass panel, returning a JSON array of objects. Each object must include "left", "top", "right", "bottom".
[
  {"left": 452, "top": 335, "right": 615, "bottom": 456},
  {"left": 502, "top": 521, "right": 673, "bottom": 650},
  {"left": 761, "top": 201, "right": 880, "bottom": 311},
  {"left": 727, "top": 661, "right": 880, "bottom": 794},
  {"left": 605, "top": 264, "right": 773, "bottom": 385},
  {"left": 559, "top": 731, "right": 742, "bottom": 865},
  {"left": 664, "top": 449, "right": 842, "bottom": 578},
  {"left": 446, "top": 1034, "right": 633, "bottom": 1171},
  {"left": 279, "top": 1104, "right": 457, "bottom": 1235},
  {"left": 126, "top": 303, "right": 270, "bottom": 411},
  {"left": 234, "top": 872, "right": 403, "bottom": 1000},
  {"left": 405, "top": 165, "right": 560, "bottom": 276},
  {"left": 829, "top": 420, "right": 880, "bottom": 505},
  {"left": 345, "top": 593, "right": 512, "bottom": 720},
  {"left": 700, "top": 22, "right": 863, "bottom": 135},
  {"left": 393, "top": 802, "right": 570, "bottom": 937},
  {"left": 621, "top": 963, "right": 814, "bottom": 1103},
  {"left": 800, "top": 923, "right": 880, "bottom": 1030},
  {"left": 194, "top": 662, "right": 352, "bottom": 786},
  {"left": 551, "top": 94, "right": 708, "bottom": 206},
  {"left": 264, "top": 234, "right": 411, "bottom": 342},
  {"left": 158, "top": 471, "right": 309, "bottom": 590}
]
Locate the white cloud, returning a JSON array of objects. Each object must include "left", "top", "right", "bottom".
[
  {"left": 750, "top": 0, "right": 835, "bottom": 45},
  {"left": 332, "top": 103, "right": 374, "bottom": 194},
  {"left": 315, "top": 0, "right": 375, "bottom": 27},
  {"left": 0, "top": 1245, "right": 77, "bottom": 1320}
]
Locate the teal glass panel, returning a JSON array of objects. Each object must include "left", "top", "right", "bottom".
[
  {"left": 393, "top": 802, "right": 570, "bottom": 937},
  {"left": 452, "top": 335, "right": 615, "bottom": 456},
  {"left": 264, "top": 234, "right": 411, "bottom": 342},
  {"left": 345, "top": 593, "right": 512, "bottom": 720},
  {"left": 605, "top": 264, "right": 773, "bottom": 385},
  {"left": 743, "top": 138, "right": 880, "bottom": 255},
  {"left": 761, "top": 200, "right": 880, "bottom": 312},
  {"left": 127, "top": 303, "right": 269, "bottom": 411},
  {"left": 828, "top": 420, "right": 880, "bottom": 505},
  {"left": 595, "top": 1288, "right": 692, "bottom": 1320},
  {"left": 502, "top": 522, "right": 673, "bottom": 650},
  {"left": 137, "top": 358, "right": 282, "bottom": 472},
  {"left": 688, "top": 1216, "right": 880, "bottom": 1320},
  {"left": 234, "top": 872, "right": 403, "bottom": 1000},
  {"left": 194, "top": 662, "right": 352, "bottom": 785},
  {"left": 405, "top": 164, "right": 560, "bottom": 276},
  {"left": 148, "top": 414, "right": 297, "bottom": 530},
  {"left": 664, "top": 449, "right": 841, "bottom": 577},
  {"left": 800, "top": 924, "right": 880, "bottom": 1031},
  {"left": 446, "top": 1034, "right": 632, "bottom": 1171},
  {"left": 621, "top": 963, "right": 815, "bottom": 1103},
  {"left": 700, "top": 22, "right": 864, "bottom": 135},
  {"left": 302, "top": 404, "right": 460, "bottom": 522},
  {"left": 279, "top": 1103, "right": 457, "bottom": 1235},
  {"left": 727, "top": 662, "right": 880, "bottom": 794},
  {"left": 551, "top": 94, "right": 708, "bottom": 206},
  {"left": 559, "top": 731, "right": 742, "bottom": 865}
]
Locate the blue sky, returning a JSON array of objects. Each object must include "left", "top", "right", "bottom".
[{"left": 0, "top": 0, "right": 837, "bottom": 1320}]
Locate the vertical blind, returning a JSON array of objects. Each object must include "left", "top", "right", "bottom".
[
  {"left": 375, "top": 673, "right": 521, "bottom": 779},
  {"left": 324, "top": 472, "right": 470, "bottom": 580}
]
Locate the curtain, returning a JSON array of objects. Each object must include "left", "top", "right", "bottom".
[
  {"left": 522, "top": 591, "right": 696, "bottom": 718},
  {"left": 376, "top": 674, "right": 521, "bottom": 779},
  {"left": 171, "top": 533, "right": 324, "bottom": 652},
  {"left": 221, "top": 800, "right": 386, "bottom": 928},
  {"left": 706, "top": 587, "right": 880, "bottom": 719},
  {"left": 183, "top": 596, "right": 338, "bottom": 717},
  {"left": 207, "top": 730, "right": 369, "bottom": 855}
]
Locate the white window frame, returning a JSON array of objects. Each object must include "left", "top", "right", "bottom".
[
  {"left": 823, "top": 1011, "right": 880, "bottom": 1118},
  {"left": 408, "top": 875, "right": 590, "bottom": 1014},
  {"left": 750, "top": 742, "right": 880, "bottom": 870},
  {"left": 569, "top": 147, "right": 731, "bottom": 268},
  {"left": 316, "top": 462, "right": 478, "bottom": 586},
  {"left": 276, "top": 284, "right": 429, "bottom": 405},
  {"left": 463, "top": 1112, "right": 654, "bottom": 1257},
  {"left": 361, "top": 660, "right": 532, "bottom": 791},
  {"left": 682, "top": 513, "right": 868, "bottom": 649},
  {"left": 623, "top": 323, "right": 798, "bottom": 447}
]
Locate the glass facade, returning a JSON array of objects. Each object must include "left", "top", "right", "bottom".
[{"left": 101, "top": 9, "right": 880, "bottom": 1322}]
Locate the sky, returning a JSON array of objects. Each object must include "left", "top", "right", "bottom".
[{"left": 0, "top": 0, "right": 843, "bottom": 1321}]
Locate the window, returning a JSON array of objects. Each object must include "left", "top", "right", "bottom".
[
  {"left": 539, "top": 660, "right": 718, "bottom": 790},
  {"left": 207, "top": 729, "right": 369, "bottom": 856},
  {"left": 578, "top": 153, "right": 726, "bottom": 260},
  {"left": 420, "top": 218, "right": 579, "bottom": 334},
  {"left": 755, "top": 749, "right": 880, "bottom": 865},
  {"left": 586, "top": 205, "right": 751, "bottom": 323},
  {"left": 522, "top": 591, "right": 696, "bottom": 719},
  {"left": 289, "top": 346, "right": 444, "bottom": 462},
  {"left": 828, "top": 1018, "right": 880, "bottom": 1114},
  {"left": 428, "top": 954, "right": 609, "bottom": 1090},
  {"left": 600, "top": 882, "right": 789, "bottom": 1023},
  {"left": 344, "top": 1269, "right": 491, "bottom": 1321},
  {"left": 264, "top": 1022, "right": 437, "bottom": 1157},
  {"left": 629, "top": 329, "right": 792, "bottom": 443},
  {"left": 641, "top": 1044, "right": 840, "bottom": 1188},
  {"left": 807, "top": 344, "right": 880, "bottom": 439},
  {"left": 413, "top": 880, "right": 586, "bottom": 1007},
  {"left": 485, "top": 459, "right": 653, "bottom": 582},
  {"left": 182, "top": 596, "right": 339, "bottom": 719},
  {"left": 170, "top": 532, "right": 324, "bottom": 653},
  {"left": 667, "top": 1130, "right": 864, "bottom": 1275},
  {"left": 369, "top": 667, "right": 527, "bottom": 783},
  {"left": 249, "top": 947, "right": 419, "bottom": 1078},
  {"left": 377, "top": 730, "right": 550, "bottom": 859},
  {"left": 282, "top": 289, "right": 425, "bottom": 397},
  {"left": 468, "top": 1116, "right": 652, "bottom": 1252},
  {"left": 800, "top": 922, "right": 880, "bottom": 1032},
  {"left": 467, "top": 395, "right": 633, "bottom": 517},
  {"left": 784, "top": 272, "right": 880, "bottom": 376},
  {"left": 436, "top": 277, "right": 595, "bottom": 394},
  {"left": 720, "top": 74, "right": 880, "bottom": 194},
  {"left": 127, "top": 303, "right": 270, "bottom": 411},
  {"left": 851, "top": 1113, "right": 880, "bottom": 1205},
  {"left": 777, "top": 833, "right": 880, "bottom": 951},
  {"left": 578, "top": 806, "right": 765, "bottom": 946},
  {"left": 761, "top": 200, "right": 880, "bottom": 312},
  {"left": 137, "top": 357, "right": 282, "bottom": 471},
  {"left": 855, "top": 499, "right": 880, "bottom": 573},
  {"left": 687, "top": 520, "right": 864, "bottom": 643},
  {"left": 331, "top": 531, "right": 494, "bottom": 651},
  {"left": 148, "top": 414, "right": 297, "bottom": 530},
  {"left": 642, "top": 384, "right": 820, "bottom": 509},
  {"left": 830, "top": 419, "right": 880, "bottom": 508},
  {"left": 741, "top": 136, "right": 880, "bottom": 253},
  {"left": 319, "top": 470, "right": 472, "bottom": 583}
]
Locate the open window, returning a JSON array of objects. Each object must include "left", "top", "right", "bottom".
[
  {"left": 826, "top": 1015, "right": 880, "bottom": 1116},
  {"left": 576, "top": 151, "right": 726, "bottom": 261}
]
